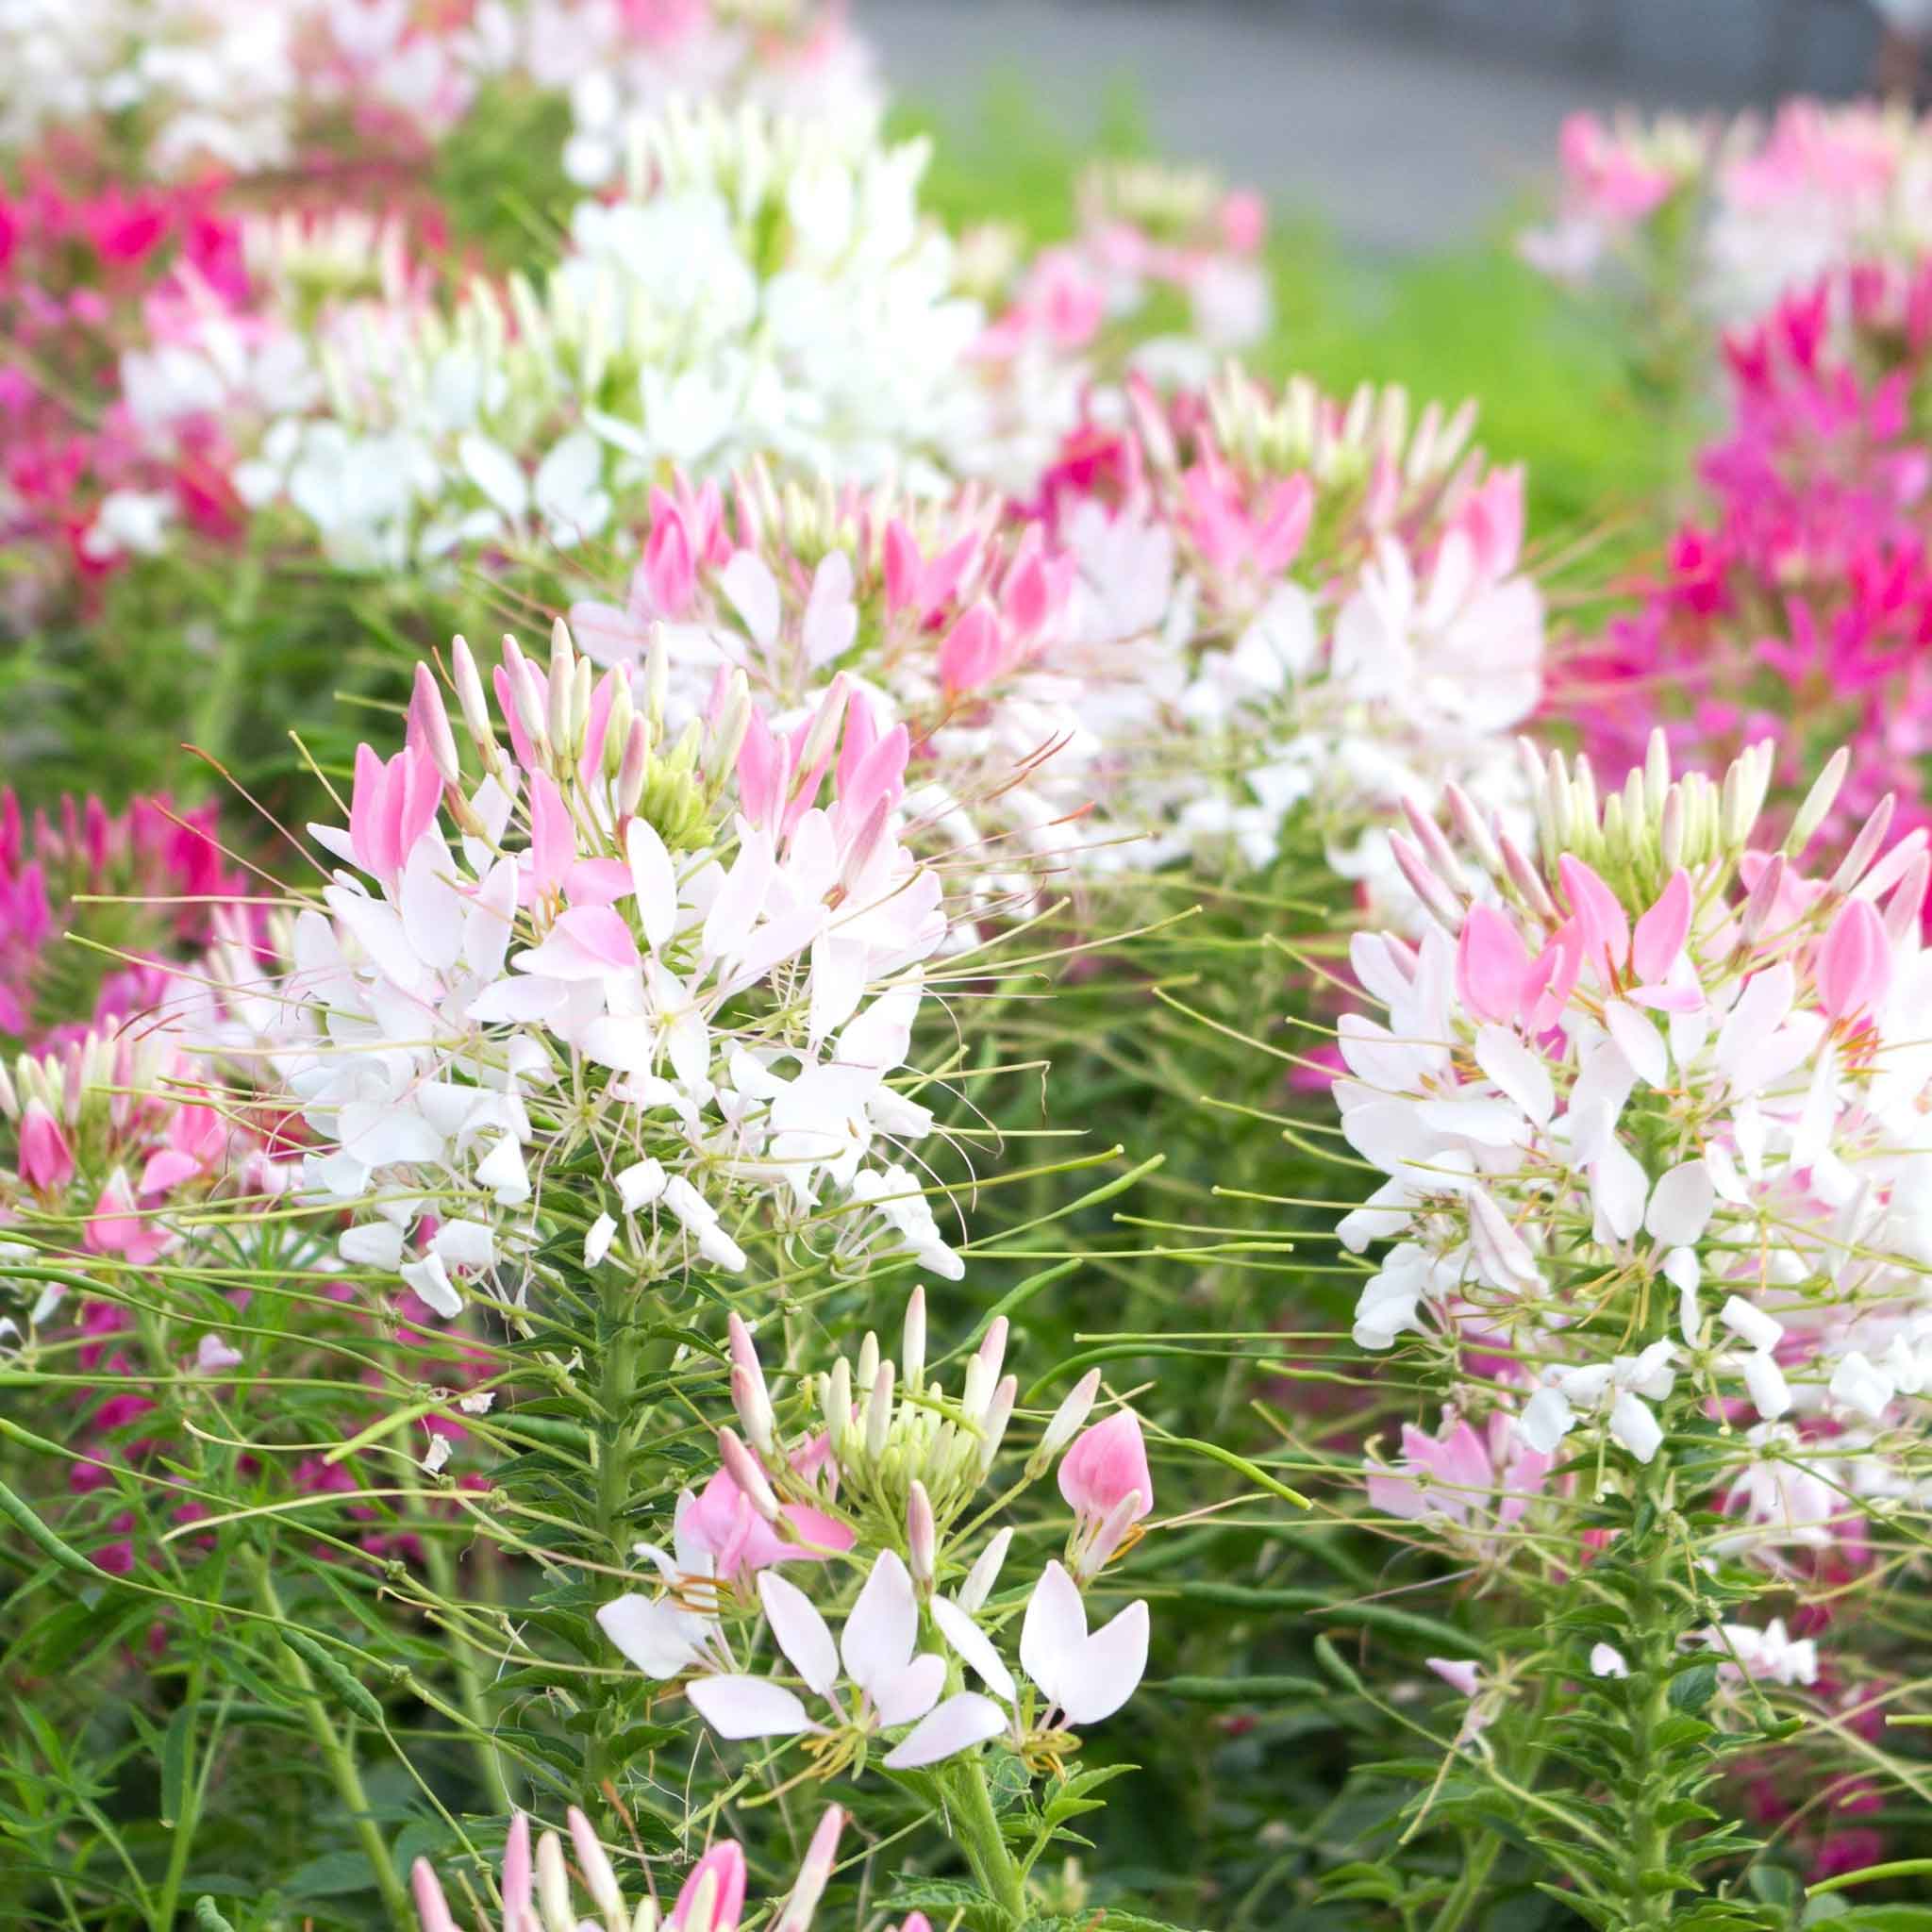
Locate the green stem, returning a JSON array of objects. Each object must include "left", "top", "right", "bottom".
[
  {"left": 587, "top": 1274, "right": 649, "bottom": 1807},
  {"left": 252, "top": 1562, "right": 412, "bottom": 1932},
  {"left": 1619, "top": 1471, "right": 1680, "bottom": 1932},
  {"left": 421, "top": 1532, "right": 514, "bottom": 1815},
  {"left": 946, "top": 1757, "right": 1028, "bottom": 1929}
]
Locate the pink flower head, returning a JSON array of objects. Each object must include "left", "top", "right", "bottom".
[
  {"left": 670, "top": 1840, "right": 748, "bottom": 1932},
  {"left": 1058, "top": 1409, "right": 1153, "bottom": 1582},
  {"left": 19, "top": 1100, "right": 75, "bottom": 1190},
  {"left": 682, "top": 1463, "right": 854, "bottom": 1580},
  {"left": 348, "top": 741, "right": 442, "bottom": 885},
  {"left": 1456, "top": 904, "right": 1537, "bottom": 1025},
  {"left": 938, "top": 602, "right": 1003, "bottom": 698},
  {"left": 1220, "top": 188, "right": 1267, "bottom": 255},
  {"left": 83, "top": 1169, "right": 173, "bottom": 1265},
  {"left": 1816, "top": 896, "right": 1891, "bottom": 1022}
]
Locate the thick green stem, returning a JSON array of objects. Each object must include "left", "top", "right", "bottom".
[
  {"left": 252, "top": 1563, "right": 411, "bottom": 1932},
  {"left": 587, "top": 1275, "right": 649, "bottom": 1806},
  {"left": 1618, "top": 1468, "right": 1681, "bottom": 1932},
  {"left": 946, "top": 1757, "right": 1028, "bottom": 1929}
]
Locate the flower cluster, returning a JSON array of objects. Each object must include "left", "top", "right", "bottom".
[
  {"left": 1524, "top": 100, "right": 1932, "bottom": 327},
  {"left": 1337, "top": 734, "right": 1932, "bottom": 1576},
  {"left": 204, "top": 102, "right": 988, "bottom": 571},
  {"left": 1022, "top": 365, "right": 1544, "bottom": 899},
  {"left": 598, "top": 1290, "right": 1153, "bottom": 1788},
  {"left": 0, "top": 787, "right": 251, "bottom": 1044},
  {"left": 0, "top": 0, "right": 877, "bottom": 182},
  {"left": 1559, "top": 258, "right": 1932, "bottom": 856},
  {"left": 411, "top": 1802, "right": 845, "bottom": 1932},
  {"left": 266, "top": 617, "right": 968, "bottom": 1315}
]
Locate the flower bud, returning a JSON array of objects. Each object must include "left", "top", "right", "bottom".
[
  {"left": 536, "top": 1827, "right": 575, "bottom": 1932},
  {"left": 902, "top": 1286, "right": 926, "bottom": 1396},
  {"left": 1030, "top": 1368, "right": 1102, "bottom": 1476},
  {"left": 977, "top": 1374, "right": 1017, "bottom": 1475},
  {"left": 1787, "top": 745, "right": 1850, "bottom": 859},
  {"left": 409, "top": 662, "right": 461, "bottom": 787},
  {"left": 772, "top": 1807, "right": 843, "bottom": 1932},
  {"left": 956, "top": 1524, "right": 1012, "bottom": 1613},
  {"left": 617, "top": 717, "right": 651, "bottom": 817},
  {"left": 1829, "top": 794, "right": 1895, "bottom": 898},
  {"left": 907, "top": 1480, "right": 936, "bottom": 1591},
  {"left": 865, "top": 1357, "right": 895, "bottom": 1463},
  {"left": 717, "top": 1428, "right": 781, "bottom": 1523},
  {"left": 450, "top": 634, "right": 497, "bottom": 760},
  {"left": 568, "top": 1807, "right": 626, "bottom": 1923}
]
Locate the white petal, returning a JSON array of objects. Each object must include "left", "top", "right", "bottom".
[
  {"left": 1608, "top": 1391, "right": 1662, "bottom": 1463},
  {"left": 1058, "top": 1599, "right": 1149, "bottom": 1726},
  {"left": 627, "top": 816, "right": 676, "bottom": 955},
  {"left": 1018, "top": 1559, "right": 1086, "bottom": 1710},
  {"left": 840, "top": 1551, "right": 917, "bottom": 1692},
  {"left": 596, "top": 1594, "right": 705, "bottom": 1679},
  {"left": 1603, "top": 999, "right": 1667, "bottom": 1091},
  {"left": 1645, "top": 1159, "right": 1713, "bottom": 1248},
  {"left": 871, "top": 1652, "right": 945, "bottom": 1727},
  {"left": 1590, "top": 1141, "right": 1648, "bottom": 1243},
  {"left": 882, "top": 1692, "right": 1008, "bottom": 1769},
  {"left": 931, "top": 1597, "right": 1018, "bottom": 1704},
  {"left": 1740, "top": 1350, "right": 1792, "bottom": 1422},
  {"left": 686, "top": 1674, "right": 812, "bottom": 1740},
  {"left": 1590, "top": 1643, "right": 1628, "bottom": 1678},
  {"left": 1474, "top": 1024, "right": 1554, "bottom": 1127},
  {"left": 339, "top": 1222, "right": 405, "bottom": 1269},
  {"left": 1519, "top": 1387, "right": 1574, "bottom": 1455},
  {"left": 758, "top": 1571, "right": 839, "bottom": 1697},
  {"left": 584, "top": 1213, "right": 616, "bottom": 1267},
  {"left": 1717, "top": 1295, "right": 1782, "bottom": 1354}
]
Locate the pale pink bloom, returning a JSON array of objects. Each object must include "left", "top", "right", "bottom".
[
  {"left": 18, "top": 1101, "right": 74, "bottom": 1191},
  {"left": 685, "top": 1551, "right": 950, "bottom": 1755},
  {"left": 671, "top": 1841, "right": 748, "bottom": 1932},
  {"left": 1365, "top": 1410, "right": 1550, "bottom": 1562},
  {"left": 886, "top": 1558, "right": 1149, "bottom": 1768},
  {"left": 1058, "top": 1409, "right": 1154, "bottom": 1581}
]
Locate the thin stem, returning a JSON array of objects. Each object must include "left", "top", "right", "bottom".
[
  {"left": 1619, "top": 1468, "right": 1680, "bottom": 1932},
  {"left": 421, "top": 1530, "right": 515, "bottom": 1815},
  {"left": 252, "top": 1560, "right": 412, "bottom": 1932}
]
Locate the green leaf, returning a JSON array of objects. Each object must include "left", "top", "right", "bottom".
[
  {"left": 1668, "top": 1664, "right": 1720, "bottom": 1712},
  {"left": 282, "top": 1850, "right": 385, "bottom": 1899},
  {"left": 159, "top": 1706, "right": 194, "bottom": 1831}
]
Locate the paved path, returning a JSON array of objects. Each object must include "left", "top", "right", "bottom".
[{"left": 859, "top": 0, "right": 1876, "bottom": 254}]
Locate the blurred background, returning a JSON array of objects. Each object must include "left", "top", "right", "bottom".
[{"left": 865, "top": 0, "right": 1882, "bottom": 253}]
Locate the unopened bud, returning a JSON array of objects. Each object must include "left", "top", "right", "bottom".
[
  {"left": 1443, "top": 781, "right": 1503, "bottom": 880},
  {"left": 1495, "top": 830, "right": 1558, "bottom": 923},
  {"left": 643, "top": 625, "right": 670, "bottom": 738},
  {"left": 957, "top": 1525, "right": 1012, "bottom": 1613},
  {"left": 1031, "top": 1368, "right": 1102, "bottom": 1475},
  {"left": 1643, "top": 726, "right": 1671, "bottom": 819},
  {"left": 977, "top": 1374, "right": 1017, "bottom": 1475},
  {"left": 1739, "top": 853, "right": 1785, "bottom": 945},
  {"left": 902, "top": 1286, "right": 926, "bottom": 1396},
  {"left": 1076, "top": 1486, "right": 1145, "bottom": 1582},
  {"left": 535, "top": 1829, "right": 575, "bottom": 1932},
  {"left": 1830, "top": 794, "right": 1895, "bottom": 898},
  {"left": 606, "top": 676, "right": 635, "bottom": 778},
  {"left": 1400, "top": 796, "right": 1469, "bottom": 897},
  {"left": 718, "top": 1427, "right": 780, "bottom": 1522},
  {"left": 567, "top": 1808, "right": 625, "bottom": 1923},
  {"left": 450, "top": 634, "right": 496, "bottom": 758},
  {"left": 547, "top": 620, "right": 576, "bottom": 751},
  {"left": 732, "top": 1365, "right": 775, "bottom": 1462},
  {"left": 857, "top": 1330, "right": 879, "bottom": 1393},
  {"left": 907, "top": 1480, "right": 936, "bottom": 1591},
  {"left": 410, "top": 662, "right": 461, "bottom": 787},
  {"left": 1787, "top": 746, "right": 1850, "bottom": 859},
  {"left": 865, "top": 1358, "right": 895, "bottom": 1462},
  {"left": 1390, "top": 832, "right": 1462, "bottom": 930},
  {"left": 616, "top": 717, "right": 650, "bottom": 816},
  {"left": 772, "top": 1807, "right": 844, "bottom": 1932}
]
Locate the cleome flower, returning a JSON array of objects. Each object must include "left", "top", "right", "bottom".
[
  {"left": 409, "top": 1800, "right": 843, "bottom": 1932},
  {"left": 1332, "top": 730, "right": 1932, "bottom": 1518},
  {"left": 260, "top": 618, "right": 970, "bottom": 1314},
  {"left": 884, "top": 1557, "right": 1150, "bottom": 1776},
  {"left": 683, "top": 1550, "right": 955, "bottom": 1777}
]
